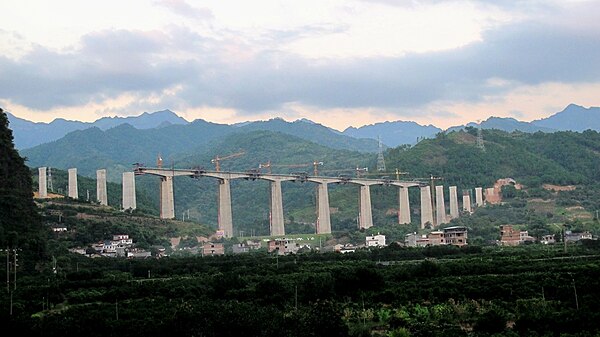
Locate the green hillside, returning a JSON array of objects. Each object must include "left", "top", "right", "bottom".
[
  {"left": 239, "top": 118, "right": 379, "bottom": 152},
  {"left": 0, "top": 108, "right": 46, "bottom": 259},
  {"left": 384, "top": 128, "right": 600, "bottom": 187},
  {"left": 20, "top": 117, "right": 379, "bottom": 183},
  {"left": 30, "top": 167, "right": 158, "bottom": 216},
  {"left": 21, "top": 120, "right": 235, "bottom": 181},
  {"left": 137, "top": 130, "right": 373, "bottom": 236}
]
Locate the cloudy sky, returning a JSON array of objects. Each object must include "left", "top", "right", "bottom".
[{"left": 1, "top": 0, "right": 599, "bottom": 130}]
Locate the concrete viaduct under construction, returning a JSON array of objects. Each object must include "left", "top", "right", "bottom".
[{"left": 37, "top": 166, "right": 488, "bottom": 238}]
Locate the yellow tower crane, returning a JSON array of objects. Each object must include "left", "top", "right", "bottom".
[{"left": 211, "top": 151, "right": 245, "bottom": 172}]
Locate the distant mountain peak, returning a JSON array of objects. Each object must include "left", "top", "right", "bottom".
[
  {"left": 342, "top": 120, "right": 442, "bottom": 147},
  {"left": 564, "top": 103, "right": 583, "bottom": 110},
  {"left": 295, "top": 118, "right": 317, "bottom": 124},
  {"left": 532, "top": 104, "right": 600, "bottom": 132}
]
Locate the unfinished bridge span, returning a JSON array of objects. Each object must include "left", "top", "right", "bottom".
[{"left": 131, "top": 165, "right": 433, "bottom": 238}]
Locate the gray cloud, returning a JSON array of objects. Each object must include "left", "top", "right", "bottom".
[
  {"left": 175, "top": 20, "right": 600, "bottom": 113},
  {"left": 1, "top": 16, "right": 600, "bottom": 116}
]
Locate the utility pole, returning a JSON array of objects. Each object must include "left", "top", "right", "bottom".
[
  {"left": 563, "top": 224, "right": 568, "bottom": 253},
  {"left": 572, "top": 275, "right": 579, "bottom": 310},
  {"left": 5, "top": 247, "right": 8, "bottom": 293},
  {"left": 4, "top": 247, "right": 18, "bottom": 315}
]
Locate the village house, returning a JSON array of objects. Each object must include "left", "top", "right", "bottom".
[
  {"left": 443, "top": 226, "right": 468, "bottom": 246},
  {"left": 500, "top": 225, "right": 521, "bottom": 246},
  {"left": 404, "top": 226, "right": 468, "bottom": 247},
  {"left": 268, "top": 239, "right": 300, "bottom": 255},
  {"left": 366, "top": 233, "right": 386, "bottom": 247},
  {"left": 202, "top": 242, "right": 225, "bottom": 256}
]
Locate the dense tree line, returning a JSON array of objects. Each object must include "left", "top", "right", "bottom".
[
  {"left": 0, "top": 108, "right": 46, "bottom": 259},
  {"left": 2, "top": 244, "right": 600, "bottom": 336}
]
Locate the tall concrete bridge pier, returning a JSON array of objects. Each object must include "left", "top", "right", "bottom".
[
  {"left": 462, "top": 193, "right": 472, "bottom": 213},
  {"left": 96, "top": 169, "right": 108, "bottom": 206},
  {"left": 449, "top": 185, "right": 459, "bottom": 219},
  {"left": 387, "top": 181, "right": 421, "bottom": 225},
  {"left": 201, "top": 172, "right": 249, "bottom": 238},
  {"left": 397, "top": 186, "right": 411, "bottom": 224},
  {"left": 134, "top": 167, "right": 196, "bottom": 219},
  {"left": 38, "top": 167, "right": 47, "bottom": 198},
  {"left": 475, "top": 187, "right": 484, "bottom": 207},
  {"left": 435, "top": 185, "right": 447, "bottom": 225},
  {"left": 260, "top": 175, "right": 295, "bottom": 236},
  {"left": 68, "top": 168, "right": 78, "bottom": 199},
  {"left": 122, "top": 171, "right": 137, "bottom": 211},
  {"left": 342, "top": 179, "right": 383, "bottom": 230},
  {"left": 420, "top": 186, "right": 433, "bottom": 229},
  {"left": 307, "top": 177, "right": 341, "bottom": 234}
]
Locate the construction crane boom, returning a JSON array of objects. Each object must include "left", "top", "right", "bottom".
[
  {"left": 355, "top": 167, "right": 368, "bottom": 178},
  {"left": 269, "top": 161, "right": 324, "bottom": 175},
  {"left": 211, "top": 151, "right": 245, "bottom": 172},
  {"left": 258, "top": 160, "right": 272, "bottom": 174},
  {"left": 395, "top": 168, "right": 409, "bottom": 180}
]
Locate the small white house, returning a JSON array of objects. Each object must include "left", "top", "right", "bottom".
[
  {"left": 366, "top": 233, "right": 386, "bottom": 247},
  {"left": 113, "top": 234, "right": 133, "bottom": 245}
]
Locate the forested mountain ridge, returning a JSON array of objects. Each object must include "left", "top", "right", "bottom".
[
  {"left": 0, "top": 108, "right": 46, "bottom": 259},
  {"left": 384, "top": 128, "right": 600, "bottom": 188},
  {"left": 21, "top": 120, "right": 237, "bottom": 181},
  {"left": 6, "top": 109, "right": 188, "bottom": 149},
  {"left": 20, "top": 117, "right": 380, "bottom": 182},
  {"left": 532, "top": 103, "right": 600, "bottom": 131},
  {"left": 239, "top": 118, "right": 379, "bottom": 152}
]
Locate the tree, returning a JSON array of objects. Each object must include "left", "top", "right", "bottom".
[{"left": 0, "top": 108, "right": 46, "bottom": 260}]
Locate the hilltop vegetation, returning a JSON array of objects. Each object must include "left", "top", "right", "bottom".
[
  {"left": 386, "top": 128, "right": 600, "bottom": 187},
  {"left": 0, "top": 108, "right": 46, "bottom": 259}
]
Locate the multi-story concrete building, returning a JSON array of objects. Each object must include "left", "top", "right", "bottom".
[
  {"left": 541, "top": 234, "right": 556, "bottom": 245},
  {"left": 404, "top": 226, "right": 468, "bottom": 247},
  {"left": 202, "top": 242, "right": 225, "bottom": 256},
  {"left": 500, "top": 225, "right": 521, "bottom": 246},
  {"left": 565, "top": 230, "right": 593, "bottom": 242},
  {"left": 366, "top": 233, "right": 386, "bottom": 247},
  {"left": 232, "top": 240, "right": 263, "bottom": 254},
  {"left": 443, "top": 226, "right": 468, "bottom": 247},
  {"left": 268, "top": 239, "right": 300, "bottom": 255},
  {"left": 500, "top": 225, "right": 535, "bottom": 245},
  {"left": 113, "top": 234, "right": 133, "bottom": 245},
  {"left": 428, "top": 231, "right": 445, "bottom": 245}
]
